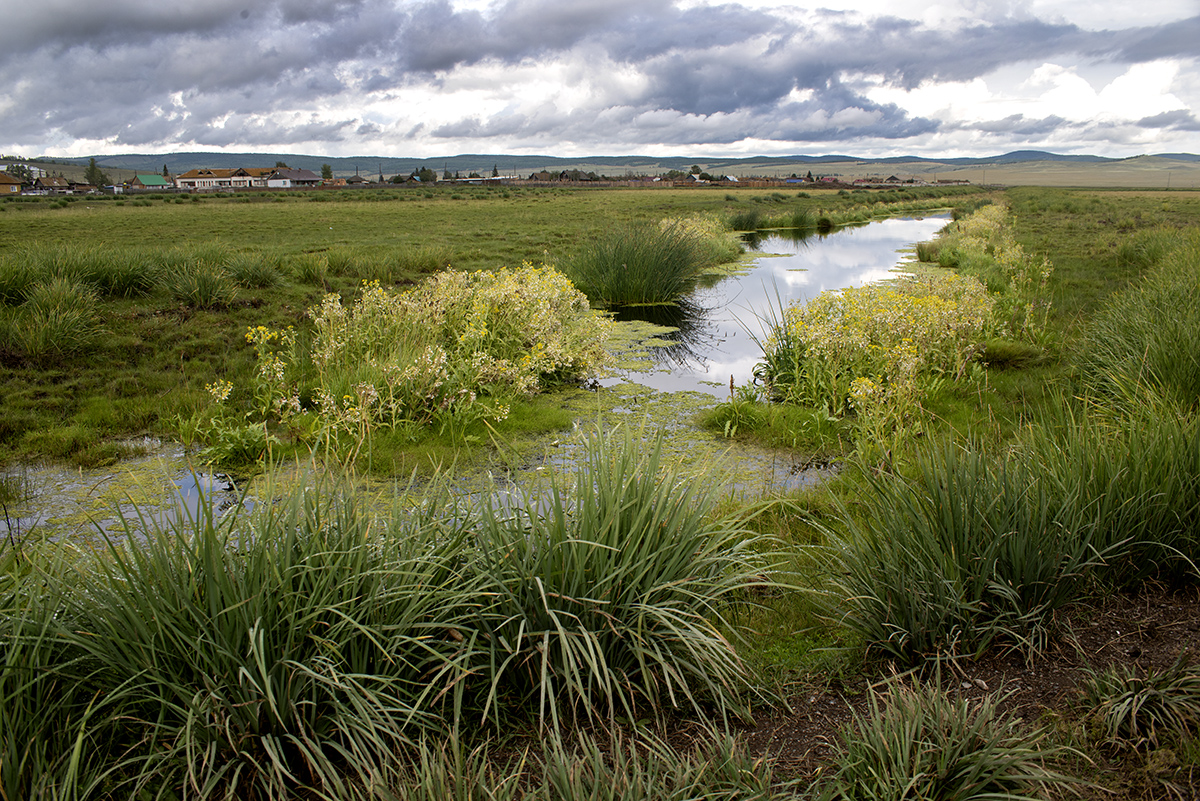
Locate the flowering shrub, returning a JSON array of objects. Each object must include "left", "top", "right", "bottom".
[
  {"left": 759, "top": 271, "right": 993, "bottom": 415},
  {"left": 756, "top": 269, "right": 993, "bottom": 462},
  {"left": 214, "top": 263, "right": 611, "bottom": 457}
]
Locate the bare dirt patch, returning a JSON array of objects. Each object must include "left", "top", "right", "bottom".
[{"left": 740, "top": 585, "right": 1200, "bottom": 798}]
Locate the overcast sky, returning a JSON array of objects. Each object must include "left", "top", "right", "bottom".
[{"left": 2, "top": 0, "right": 1198, "bottom": 160}]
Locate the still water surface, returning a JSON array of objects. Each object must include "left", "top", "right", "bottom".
[{"left": 603, "top": 214, "right": 951, "bottom": 397}]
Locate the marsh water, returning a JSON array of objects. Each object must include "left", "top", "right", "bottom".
[
  {"left": 2, "top": 214, "right": 949, "bottom": 540},
  {"left": 604, "top": 214, "right": 951, "bottom": 396}
]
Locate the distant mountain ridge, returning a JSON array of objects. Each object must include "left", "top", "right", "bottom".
[{"left": 46, "top": 149, "right": 1191, "bottom": 179}]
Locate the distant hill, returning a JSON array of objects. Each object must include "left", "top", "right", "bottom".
[
  {"left": 34, "top": 149, "right": 1200, "bottom": 188},
  {"left": 47, "top": 149, "right": 1182, "bottom": 181}
]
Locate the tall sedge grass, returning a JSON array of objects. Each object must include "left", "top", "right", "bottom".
[
  {"left": 727, "top": 208, "right": 762, "bottom": 232},
  {"left": 788, "top": 207, "right": 815, "bottom": 231},
  {"left": 821, "top": 394, "right": 1199, "bottom": 665},
  {"left": 391, "top": 730, "right": 784, "bottom": 800},
  {"left": 1079, "top": 231, "right": 1200, "bottom": 410},
  {"left": 1080, "top": 653, "right": 1200, "bottom": 751},
  {"left": 0, "top": 432, "right": 769, "bottom": 797},
  {"left": 470, "top": 428, "right": 773, "bottom": 729},
  {"left": 321, "top": 245, "right": 453, "bottom": 284},
  {"left": 17, "top": 276, "right": 104, "bottom": 363},
  {"left": 159, "top": 259, "right": 239, "bottom": 308},
  {"left": 42, "top": 476, "right": 479, "bottom": 800},
  {"left": 537, "top": 731, "right": 784, "bottom": 800},
  {"left": 0, "top": 554, "right": 98, "bottom": 801},
  {"left": 0, "top": 243, "right": 160, "bottom": 301},
  {"left": 227, "top": 251, "right": 283, "bottom": 288},
  {"left": 820, "top": 441, "right": 1108, "bottom": 664},
  {"left": 563, "top": 221, "right": 713, "bottom": 306},
  {"left": 1017, "top": 397, "right": 1200, "bottom": 585},
  {"left": 1114, "top": 224, "right": 1191, "bottom": 273},
  {"left": 0, "top": 255, "right": 35, "bottom": 304},
  {"left": 291, "top": 252, "right": 329, "bottom": 285}
]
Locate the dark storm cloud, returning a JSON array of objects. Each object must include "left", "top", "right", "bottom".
[
  {"left": 1104, "top": 16, "right": 1200, "bottom": 61},
  {"left": 966, "top": 115, "right": 1071, "bottom": 136},
  {"left": 1139, "top": 109, "right": 1200, "bottom": 131},
  {"left": 0, "top": 0, "right": 1193, "bottom": 152}
]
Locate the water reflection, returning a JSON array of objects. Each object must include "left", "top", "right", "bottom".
[
  {"left": 741, "top": 226, "right": 823, "bottom": 250},
  {"left": 604, "top": 215, "right": 950, "bottom": 397},
  {"left": 609, "top": 298, "right": 720, "bottom": 369}
]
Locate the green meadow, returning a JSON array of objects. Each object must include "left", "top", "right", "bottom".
[{"left": 2, "top": 183, "right": 1200, "bottom": 799}]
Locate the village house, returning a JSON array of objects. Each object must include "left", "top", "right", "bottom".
[
  {"left": 33, "top": 176, "right": 71, "bottom": 194},
  {"left": 174, "top": 167, "right": 274, "bottom": 190},
  {"left": 266, "top": 168, "right": 321, "bottom": 189},
  {"left": 130, "top": 174, "right": 173, "bottom": 190},
  {"left": 0, "top": 173, "right": 21, "bottom": 194}
]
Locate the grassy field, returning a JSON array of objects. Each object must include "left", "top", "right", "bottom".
[
  {"left": 0, "top": 184, "right": 983, "bottom": 469},
  {"left": 2, "top": 183, "right": 1199, "bottom": 798}
]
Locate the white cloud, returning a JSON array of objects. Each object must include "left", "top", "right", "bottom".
[
  {"left": 3, "top": 0, "right": 1200, "bottom": 158},
  {"left": 866, "top": 59, "right": 1189, "bottom": 132}
]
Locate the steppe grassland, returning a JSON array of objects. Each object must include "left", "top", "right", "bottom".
[
  {"left": 4, "top": 184, "right": 1199, "bottom": 798},
  {"left": 0, "top": 185, "right": 978, "bottom": 468}
]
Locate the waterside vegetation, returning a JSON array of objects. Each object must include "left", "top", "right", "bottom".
[{"left": 2, "top": 184, "right": 1200, "bottom": 797}]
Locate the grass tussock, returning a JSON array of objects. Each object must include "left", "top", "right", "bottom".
[
  {"left": 563, "top": 218, "right": 732, "bottom": 306},
  {"left": 815, "top": 678, "right": 1080, "bottom": 801},
  {"left": 159, "top": 258, "right": 239, "bottom": 309},
  {"left": 819, "top": 440, "right": 1107, "bottom": 664},
  {"left": 470, "top": 429, "right": 773, "bottom": 729},
  {"left": 16, "top": 276, "right": 104, "bottom": 363},
  {"left": 1080, "top": 654, "right": 1200, "bottom": 752},
  {"left": 1079, "top": 229, "right": 1200, "bottom": 410}
]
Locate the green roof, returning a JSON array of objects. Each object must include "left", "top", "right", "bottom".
[{"left": 135, "top": 174, "right": 171, "bottom": 186}]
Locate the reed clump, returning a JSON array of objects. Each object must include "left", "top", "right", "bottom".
[{"left": 563, "top": 218, "right": 730, "bottom": 306}]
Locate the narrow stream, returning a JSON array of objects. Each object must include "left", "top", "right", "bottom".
[
  {"left": 603, "top": 214, "right": 950, "bottom": 396},
  {"left": 2, "top": 215, "right": 949, "bottom": 541}
]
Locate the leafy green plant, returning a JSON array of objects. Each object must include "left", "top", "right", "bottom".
[
  {"left": 754, "top": 270, "right": 992, "bottom": 418},
  {"left": 1080, "top": 653, "right": 1200, "bottom": 751},
  {"left": 266, "top": 265, "right": 611, "bottom": 453},
  {"left": 816, "top": 679, "right": 1080, "bottom": 801},
  {"left": 711, "top": 381, "right": 765, "bottom": 438},
  {"left": 197, "top": 417, "right": 276, "bottom": 469}
]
